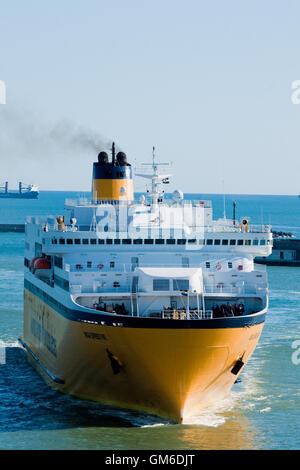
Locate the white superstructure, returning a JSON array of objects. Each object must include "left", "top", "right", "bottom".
[{"left": 24, "top": 156, "right": 272, "bottom": 322}]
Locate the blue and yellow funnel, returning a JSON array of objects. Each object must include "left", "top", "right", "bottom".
[{"left": 92, "top": 143, "right": 134, "bottom": 203}]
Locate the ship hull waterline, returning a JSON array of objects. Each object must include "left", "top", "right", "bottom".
[{"left": 21, "top": 287, "right": 265, "bottom": 423}]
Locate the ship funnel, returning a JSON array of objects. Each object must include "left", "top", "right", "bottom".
[{"left": 91, "top": 143, "right": 133, "bottom": 204}]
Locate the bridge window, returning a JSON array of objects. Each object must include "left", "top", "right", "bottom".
[
  {"left": 222, "top": 239, "right": 228, "bottom": 245},
  {"left": 74, "top": 239, "right": 81, "bottom": 245},
  {"left": 106, "top": 239, "right": 112, "bottom": 244},
  {"left": 188, "top": 239, "right": 196, "bottom": 245},
  {"left": 155, "top": 239, "right": 165, "bottom": 244},
  {"left": 230, "top": 240, "right": 236, "bottom": 246},
  {"left": 82, "top": 239, "right": 89, "bottom": 245},
  {"left": 98, "top": 239, "right": 104, "bottom": 244},
  {"left": 133, "top": 239, "right": 143, "bottom": 244},
  {"left": 199, "top": 239, "right": 205, "bottom": 245},
  {"left": 237, "top": 240, "right": 243, "bottom": 246},
  {"left": 228, "top": 262, "right": 233, "bottom": 268},
  {"left": 173, "top": 279, "right": 189, "bottom": 291},
  {"left": 110, "top": 261, "right": 115, "bottom": 268},
  {"left": 67, "top": 239, "right": 73, "bottom": 245},
  {"left": 114, "top": 239, "right": 121, "bottom": 244},
  {"left": 207, "top": 239, "right": 213, "bottom": 245},
  {"left": 122, "top": 239, "right": 132, "bottom": 244},
  {"left": 59, "top": 238, "right": 65, "bottom": 245},
  {"left": 144, "top": 239, "right": 154, "bottom": 244},
  {"left": 177, "top": 239, "right": 186, "bottom": 245},
  {"left": 54, "top": 256, "right": 63, "bottom": 269},
  {"left": 166, "top": 239, "right": 176, "bottom": 245},
  {"left": 206, "top": 262, "right": 210, "bottom": 268},
  {"left": 87, "top": 261, "right": 92, "bottom": 268},
  {"left": 90, "top": 239, "right": 97, "bottom": 245},
  {"left": 153, "top": 279, "right": 170, "bottom": 291},
  {"left": 245, "top": 240, "right": 251, "bottom": 245},
  {"left": 260, "top": 239, "right": 266, "bottom": 245},
  {"left": 253, "top": 239, "right": 259, "bottom": 245}
]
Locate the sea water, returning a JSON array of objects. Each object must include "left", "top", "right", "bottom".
[{"left": 0, "top": 192, "right": 299, "bottom": 449}]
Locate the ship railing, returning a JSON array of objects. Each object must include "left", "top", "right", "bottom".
[
  {"left": 162, "top": 199, "right": 212, "bottom": 208},
  {"left": 65, "top": 198, "right": 90, "bottom": 206},
  {"left": 206, "top": 224, "right": 271, "bottom": 233},
  {"left": 70, "top": 285, "right": 131, "bottom": 294},
  {"left": 248, "top": 224, "right": 272, "bottom": 233},
  {"left": 41, "top": 221, "right": 271, "bottom": 235},
  {"left": 253, "top": 263, "right": 267, "bottom": 272},
  {"left": 161, "top": 309, "right": 213, "bottom": 320},
  {"left": 204, "top": 283, "right": 267, "bottom": 295},
  {"left": 70, "top": 282, "right": 267, "bottom": 297}
]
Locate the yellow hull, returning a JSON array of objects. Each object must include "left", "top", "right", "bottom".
[{"left": 22, "top": 287, "right": 264, "bottom": 423}]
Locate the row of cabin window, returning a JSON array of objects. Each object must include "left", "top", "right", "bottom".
[
  {"left": 24, "top": 256, "right": 235, "bottom": 271},
  {"left": 51, "top": 238, "right": 269, "bottom": 246},
  {"left": 153, "top": 279, "right": 189, "bottom": 291},
  {"left": 74, "top": 261, "right": 234, "bottom": 270}
]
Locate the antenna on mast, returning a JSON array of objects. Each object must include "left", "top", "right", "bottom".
[
  {"left": 135, "top": 146, "right": 172, "bottom": 206},
  {"left": 90, "top": 208, "right": 97, "bottom": 232},
  {"left": 152, "top": 146, "right": 155, "bottom": 168},
  {"left": 233, "top": 201, "right": 237, "bottom": 225}
]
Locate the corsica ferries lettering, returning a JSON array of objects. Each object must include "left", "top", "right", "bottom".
[{"left": 31, "top": 317, "right": 57, "bottom": 357}]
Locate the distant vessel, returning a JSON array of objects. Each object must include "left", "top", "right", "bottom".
[{"left": 0, "top": 182, "right": 39, "bottom": 199}]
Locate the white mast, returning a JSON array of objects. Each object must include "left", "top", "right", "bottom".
[{"left": 135, "top": 146, "right": 171, "bottom": 208}]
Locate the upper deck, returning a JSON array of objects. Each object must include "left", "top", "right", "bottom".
[{"left": 24, "top": 145, "right": 273, "bottom": 262}]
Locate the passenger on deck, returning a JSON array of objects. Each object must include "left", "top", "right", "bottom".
[
  {"left": 212, "top": 304, "right": 221, "bottom": 318},
  {"left": 232, "top": 303, "right": 238, "bottom": 315},
  {"left": 213, "top": 303, "right": 239, "bottom": 318},
  {"left": 220, "top": 305, "right": 227, "bottom": 317},
  {"left": 238, "top": 303, "right": 245, "bottom": 315},
  {"left": 226, "top": 304, "right": 234, "bottom": 317},
  {"left": 114, "top": 303, "right": 128, "bottom": 315}
]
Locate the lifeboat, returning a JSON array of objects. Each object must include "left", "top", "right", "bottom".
[
  {"left": 30, "top": 257, "right": 40, "bottom": 270},
  {"left": 32, "top": 256, "right": 51, "bottom": 280}
]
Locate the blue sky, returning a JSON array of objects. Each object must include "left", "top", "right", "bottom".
[{"left": 1, "top": 0, "right": 300, "bottom": 193}]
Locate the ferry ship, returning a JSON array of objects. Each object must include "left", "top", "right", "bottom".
[
  {"left": 0, "top": 182, "right": 39, "bottom": 199},
  {"left": 20, "top": 145, "right": 272, "bottom": 423}
]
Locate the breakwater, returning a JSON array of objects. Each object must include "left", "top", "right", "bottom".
[
  {"left": 0, "top": 224, "right": 25, "bottom": 233},
  {"left": 255, "top": 238, "right": 300, "bottom": 266}
]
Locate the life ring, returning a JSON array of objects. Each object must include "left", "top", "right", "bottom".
[
  {"left": 98, "top": 264, "right": 104, "bottom": 269},
  {"left": 216, "top": 263, "right": 222, "bottom": 270}
]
